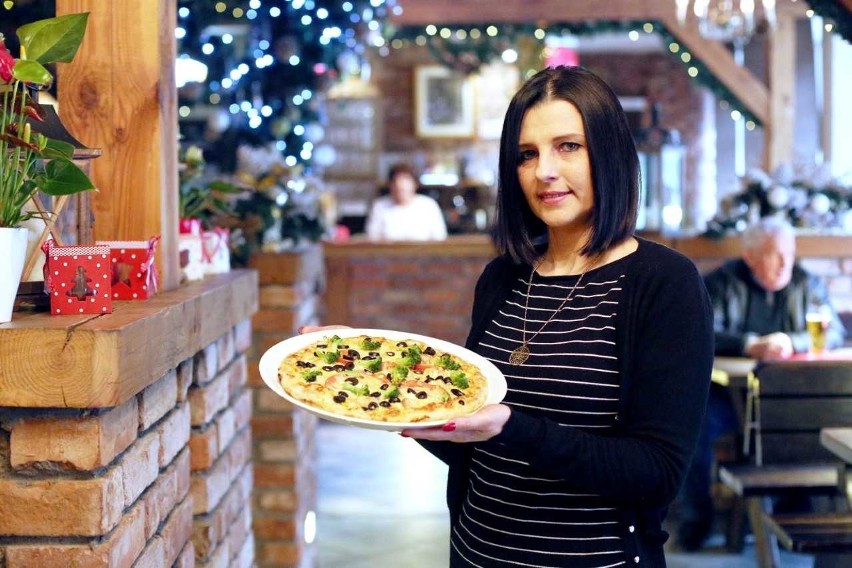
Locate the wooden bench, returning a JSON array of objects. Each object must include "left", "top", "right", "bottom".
[
  {"left": 763, "top": 513, "right": 852, "bottom": 552},
  {"left": 717, "top": 360, "right": 852, "bottom": 568},
  {"left": 762, "top": 513, "right": 852, "bottom": 567},
  {"left": 719, "top": 463, "right": 843, "bottom": 498},
  {"left": 760, "top": 428, "right": 852, "bottom": 567}
]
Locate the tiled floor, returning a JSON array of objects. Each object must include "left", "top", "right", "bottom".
[{"left": 316, "top": 421, "right": 815, "bottom": 567}]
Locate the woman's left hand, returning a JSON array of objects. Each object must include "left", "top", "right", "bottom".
[{"left": 401, "top": 404, "right": 511, "bottom": 443}]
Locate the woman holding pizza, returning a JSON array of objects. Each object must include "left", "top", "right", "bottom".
[{"left": 306, "top": 65, "right": 713, "bottom": 567}]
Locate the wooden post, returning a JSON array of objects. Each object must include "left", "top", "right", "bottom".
[
  {"left": 55, "top": 0, "right": 179, "bottom": 291},
  {"left": 764, "top": 9, "right": 797, "bottom": 171}
]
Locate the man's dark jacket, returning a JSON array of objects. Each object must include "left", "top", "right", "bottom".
[{"left": 705, "top": 259, "right": 845, "bottom": 356}]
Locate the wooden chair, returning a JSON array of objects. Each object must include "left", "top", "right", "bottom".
[{"left": 718, "top": 359, "right": 852, "bottom": 567}]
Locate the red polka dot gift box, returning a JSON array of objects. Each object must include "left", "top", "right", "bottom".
[
  {"left": 42, "top": 241, "right": 113, "bottom": 316},
  {"left": 96, "top": 237, "right": 160, "bottom": 300}
]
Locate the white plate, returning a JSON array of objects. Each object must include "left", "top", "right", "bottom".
[{"left": 258, "top": 328, "right": 507, "bottom": 431}]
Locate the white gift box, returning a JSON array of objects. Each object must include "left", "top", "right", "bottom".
[
  {"left": 201, "top": 228, "right": 231, "bottom": 275},
  {"left": 178, "top": 234, "right": 205, "bottom": 282}
]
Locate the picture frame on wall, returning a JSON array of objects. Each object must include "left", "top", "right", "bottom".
[{"left": 414, "top": 65, "right": 475, "bottom": 138}]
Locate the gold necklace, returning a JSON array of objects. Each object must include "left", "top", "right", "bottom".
[{"left": 508, "top": 260, "right": 589, "bottom": 366}]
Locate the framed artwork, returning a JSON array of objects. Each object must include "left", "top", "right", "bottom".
[{"left": 414, "top": 65, "right": 475, "bottom": 138}]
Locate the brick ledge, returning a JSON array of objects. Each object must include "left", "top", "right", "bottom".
[{"left": 0, "top": 271, "right": 258, "bottom": 409}]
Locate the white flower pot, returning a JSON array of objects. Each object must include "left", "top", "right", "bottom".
[{"left": 0, "top": 227, "right": 28, "bottom": 323}]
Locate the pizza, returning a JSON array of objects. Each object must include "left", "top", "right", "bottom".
[{"left": 277, "top": 333, "right": 490, "bottom": 423}]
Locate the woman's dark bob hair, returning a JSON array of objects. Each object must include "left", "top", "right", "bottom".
[{"left": 492, "top": 65, "right": 640, "bottom": 264}]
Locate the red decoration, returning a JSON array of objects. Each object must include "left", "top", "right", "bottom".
[
  {"left": 179, "top": 217, "right": 201, "bottom": 236},
  {"left": 42, "top": 241, "right": 113, "bottom": 315},
  {"left": 544, "top": 46, "right": 579, "bottom": 68},
  {"left": 96, "top": 237, "right": 160, "bottom": 300}
]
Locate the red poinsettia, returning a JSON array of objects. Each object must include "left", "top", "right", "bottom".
[{"left": 0, "top": 35, "right": 15, "bottom": 83}]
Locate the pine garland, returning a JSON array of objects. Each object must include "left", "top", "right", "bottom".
[{"left": 390, "top": 20, "right": 761, "bottom": 124}]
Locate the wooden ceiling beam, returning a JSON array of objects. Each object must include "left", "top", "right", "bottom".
[
  {"left": 392, "top": 2, "right": 771, "bottom": 126},
  {"left": 390, "top": 0, "right": 674, "bottom": 25},
  {"left": 659, "top": 15, "right": 770, "bottom": 125},
  {"left": 391, "top": 0, "right": 808, "bottom": 25}
]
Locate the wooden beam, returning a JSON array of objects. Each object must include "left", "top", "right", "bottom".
[
  {"left": 391, "top": 0, "right": 675, "bottom": 25},
  {"left": 660, "top": 15, "right": 770, "bottom": 126},
  {"left": 777, "top": 0, "right": 815, "bottom": 17},
  {"left": 392, "top": 0, "right": 808, "bottom": 25},
  {"left": 55, "top": 0, "right": 179, "bottom": 291},
  {"left": 764, "top": 10, "right": 797, "bottom": 170},
  {"left": 393, "top": 2, "right": 775, "bottom": 127}
]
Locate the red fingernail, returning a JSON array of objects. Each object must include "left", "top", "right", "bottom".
[
  {"left": 297, "top": 326, "right": 305, "bottom": 334},
  {"left": 400, "top": 432, "right": 410, "bottom": 438},
  {"left": 442, "top": 422, "right": 456, "bottom": 432}
]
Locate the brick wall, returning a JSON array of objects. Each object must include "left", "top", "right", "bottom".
[
  {"left": 248, "top": 246, "right": 323, "bottom": 568},
  {"left": 324, "top": 239, "right": 494, "bottom": 346},
  {"left": 343, "top": 254, "right": 488, "bottom": 345},
  {"left": 189, "top": 322, "right": 255, "bottom": 567},
  {"left": 0, "top": 322, "right": 254, "bottom": 568}
]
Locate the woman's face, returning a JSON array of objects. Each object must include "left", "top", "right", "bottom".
[
  {"left": 389, "top": 172, "right": 417, "bottom": 206},
  {"left": 516, "top": 99, "right": 594, "bottom": 237}
]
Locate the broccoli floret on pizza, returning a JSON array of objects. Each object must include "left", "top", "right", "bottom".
[{"left": 438, "top": 353, "right": 461, "bottom": 371}]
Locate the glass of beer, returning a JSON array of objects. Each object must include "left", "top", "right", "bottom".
[{"left": 806, "top": 305, "right": 831, "bottom": 355}]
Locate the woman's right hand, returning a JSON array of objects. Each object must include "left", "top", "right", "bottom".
[{"left": 298, "top": 324, "right": 351, "bottom": 335}]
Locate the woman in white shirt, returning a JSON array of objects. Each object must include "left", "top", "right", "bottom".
[{"left": 365, "top": 163, "right": 448, "bottom": 241}]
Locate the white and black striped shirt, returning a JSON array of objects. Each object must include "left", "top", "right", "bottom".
[{"left": 451, "top": 262, "right": 628, "bottom": 568}]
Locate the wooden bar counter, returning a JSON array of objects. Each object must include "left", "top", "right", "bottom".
[
  {"left": 0, "top": 271, "right": 258, "bottom": 567},
  {"left": 324, "top": 233, "right": 852, "bottom": 349},
  {"left": 324, "top": 235, "right": 497, "bottom": 346}
]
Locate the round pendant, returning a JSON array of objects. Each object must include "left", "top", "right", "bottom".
[{"left": 509, "top": 344, "right": 530, "bottom": 366}]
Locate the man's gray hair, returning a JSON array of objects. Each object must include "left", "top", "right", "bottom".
[{"left": 741, "top": 216, "right": 795, "bottom": 251}]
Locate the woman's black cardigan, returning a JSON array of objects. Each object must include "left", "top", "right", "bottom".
[{"left": 418, "top": 238, "right": 714, "bottom": 567}]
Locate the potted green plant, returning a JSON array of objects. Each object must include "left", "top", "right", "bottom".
[
  {"left": 177, "top": 145, "right": 242, "bottom": 280},
  {"left": 178, "top": 145, "right": 241, "bottom": 231},
  {"left": 0, "top": 12, "right": 95, "bottom": 322}
]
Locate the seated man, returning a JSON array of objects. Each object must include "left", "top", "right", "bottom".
[
  {"left": 677, "top": 216, "right": 846, "bottom": 551},
  {"left": 365, "top": 163, "right": 448, "bottom": 241}
]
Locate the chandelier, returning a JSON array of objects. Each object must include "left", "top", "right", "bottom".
[{"left": 676, "top": 0, "right": 777, "bottom": 44}]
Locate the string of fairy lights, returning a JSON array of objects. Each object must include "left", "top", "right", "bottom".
[
  {"left": 174, "top": 0, "right": 399, "bottom": 169},
  {"left": 2, "top": 0, "right": 848, "bottom": 170}
]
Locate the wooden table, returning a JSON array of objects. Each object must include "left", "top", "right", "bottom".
[
  {"left": 713, "top": 356, "right": 756, "bottom": 388},
  {"left": 820, "top": 427, "right": 852, "bottom": 524},
  {"left": 821, "top": 428, "right": 852, "bottom": 470},
  {"left": 714, "top": 349, "right": 852, "bottom": 390},
  {"left": 788, "top": 348, "right": 852, "bottom": 362}
]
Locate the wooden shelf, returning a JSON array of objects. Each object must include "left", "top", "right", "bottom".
[
  {"left": 0, "top": 270, "right": 258, "bottom": 409},
  {"left": 653, "top": 233, "right": 852, "bottom": 259},
  {"left": 324, "top": 234, "right": 496, "bottom": 258}
]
